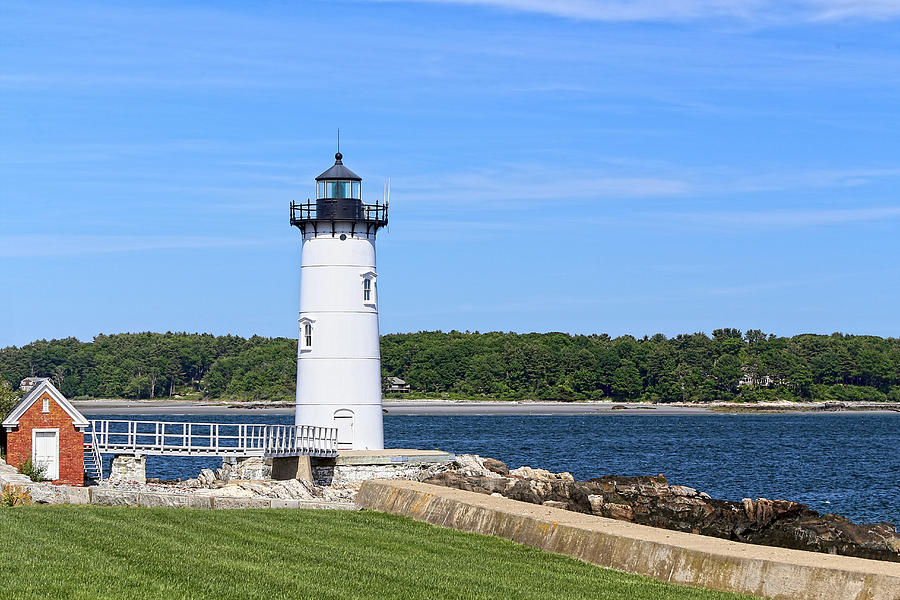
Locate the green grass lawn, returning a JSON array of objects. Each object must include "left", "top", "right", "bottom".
[{"left": 0, "top": 506, "right": 759, "bottom": 600}]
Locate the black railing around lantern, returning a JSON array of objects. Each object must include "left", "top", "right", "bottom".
[{"left": 290, "top": 200, "right": 388, "bottom": 236}]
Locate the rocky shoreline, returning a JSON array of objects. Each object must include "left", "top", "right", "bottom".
[{"left": 421, "top": 456, "right": 900, "bottom": 563}]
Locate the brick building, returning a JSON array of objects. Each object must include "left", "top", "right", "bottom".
[{"left": 2, "top": 380, "right": 89, "bottom": 486}]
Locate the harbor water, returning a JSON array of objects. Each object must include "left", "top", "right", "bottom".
[{"left": 94, "top": 412, "right": 900, "bottom": 525}]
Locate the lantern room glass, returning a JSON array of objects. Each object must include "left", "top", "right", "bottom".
[{"left": 320, "top": 180, "right": 360, "bottom": 199}]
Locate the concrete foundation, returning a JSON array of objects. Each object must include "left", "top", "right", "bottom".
[
  {"left": 271, "top": 456, "right": 313, "bottom": 482},
  {"left": 312, "top": 449, "right": 456, "bottom": 487},
  {"left": 357, "top": 479, "right": 900, "bottom": 600}
]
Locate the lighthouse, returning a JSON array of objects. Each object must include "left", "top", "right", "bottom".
[{"left": 289, "top": 151, "right": 388, "bottom": 450}]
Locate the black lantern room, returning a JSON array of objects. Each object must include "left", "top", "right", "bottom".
[{"left": 290, "top": 152, "right": 388, "bottom": 236}]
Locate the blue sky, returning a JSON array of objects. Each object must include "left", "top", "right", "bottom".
[{"left": 2, "top": 0, "right": 899, "bottom": 348}]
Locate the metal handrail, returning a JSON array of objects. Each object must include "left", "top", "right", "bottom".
[
  {"left": 84, "top": 422, "right": 105, "bottom": 481},
  {"left": 290, "top": 200, "right": 388, "bottom": 225},
  {"left": 86, "top": 419, "right": 338, "bottom": 458}
]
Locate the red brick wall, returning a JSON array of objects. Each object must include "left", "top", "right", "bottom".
[{"left": 5, "top": 391, "right": 84, "bottom": 486}]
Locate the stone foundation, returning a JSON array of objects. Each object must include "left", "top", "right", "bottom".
[{"left": 108, "top": 455, "right": 146, "bottom": 484}]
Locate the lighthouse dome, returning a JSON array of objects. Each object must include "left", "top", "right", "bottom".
[
  {"left": 315, "top": 152, "right": 362, "bottom": 202},
  {"left": 315, "top": 153, "right": 361, "bottom": 181}
]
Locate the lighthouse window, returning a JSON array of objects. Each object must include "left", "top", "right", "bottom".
[
  {"left": 352, "top": 181, "right": 360, "bottom": 199},
  {"left": 328, "top": 181, "right": 348, "bottom": 199},
  {"left": 317, "top": 181, "right": 325, "bottom": 198},
  {"left": 304, "top": 323, "right": 313, "bottom": 348},
  {"left": 363, "top": 278, "right": 372, "bottom": 302}
]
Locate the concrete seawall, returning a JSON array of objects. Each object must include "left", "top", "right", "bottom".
[{"left": 357, "top": 479, "right": 900, "bottom": 600}]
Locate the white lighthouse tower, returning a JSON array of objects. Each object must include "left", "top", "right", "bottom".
[{"left": 290, "top": 151, "right": 388, "bottom": 450}]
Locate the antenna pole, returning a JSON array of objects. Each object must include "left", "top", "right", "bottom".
[{"left": 337, "top": 128, "right": 340, "bottom": 153}]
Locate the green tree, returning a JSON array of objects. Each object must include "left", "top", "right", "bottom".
[
  {"left": 611, "top": 361, "right": 643, "bottom": 400},
  {"left": 0, "top": 377, "right": 19, "bottom": 420}
]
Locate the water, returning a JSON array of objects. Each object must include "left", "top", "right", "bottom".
[{"left": 93, "top": 412, "right": 900, "bottom": 525}]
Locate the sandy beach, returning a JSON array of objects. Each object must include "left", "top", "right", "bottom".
[{"left": 70, "top": 398, "right": 900, "bottom": 416}]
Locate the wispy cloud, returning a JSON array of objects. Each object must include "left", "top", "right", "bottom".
[
  {"left": 393, "top": 162, "right": 900, "bottom": 213},
  {"left": 813, "top": 0, "right": 900, "bottom": 21},
  {"left": 0, "top": 235, "right": 288, "bottom": 258},
  {"left": 381, "top": 0, "right": 900, "bottom": 22},
  {"left": 675, "top": 205, "right": 900, "bottom": 228},
  {"left": 395, "top": 165, "right": 691, "bottom": 209}
]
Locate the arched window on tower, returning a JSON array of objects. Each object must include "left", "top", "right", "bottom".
[
  {"left": 361, "top": 271, "right": 377, "bottom": 307},
  {"left": 304, "top": 323, "right": 313, "bottom": 348}
]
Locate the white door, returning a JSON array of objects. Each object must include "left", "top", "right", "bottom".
[
  {"left": 33, "top": 430, "right": 59, "bottom": 480},
  {"left": 334, "top": 410, "right": 354, "bottom": 450}
]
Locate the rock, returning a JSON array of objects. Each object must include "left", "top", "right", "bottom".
[
  {"left": 422, "top": 472, "right": 513, "bottom": 496},
  {"left": 482, "top": 458, "right": 509, "bottom": 476},
  {"left": 198, "top": 469, "right": 216, "bottom": 486},
  {"left": 219, "top": 457, "right": 271, "bottom": 481},
  {"left": 604, "top": 503, "right": 635, "bottom": 521},
  {"left": 453, "top": 455, "right": 505, "bottom": 479},
  {"left": 542, "top": 501, "right": 568, "bottom": 509},
  {"left": 670, "top": 485, "right": 698, "bottom": 497},
  {"left": 213, "top": 496, "right": 271, "bottom": 510},
  {"left": 588, "top": 494, "right": 604, "bottom": 513},
  {"left": 140, "top": 492, "right": 192, "bottom": 509},
  {"left": 26, "top": 483, "right": 68, "bottom": 504},
  {"left": 205, "top": 484, "right": 255, "bottom": 498},
  {"left": 320, "top": 486, "right": 357, "bottom": 502},
  {"left": 182, "top": 478, "right": 201, "bottom": 488},
  {"left": 509, "top": 466, "right": 573, "bottom": 481},
  {"left": 91, "top": 488, "right": 140, "bottom": 507}
]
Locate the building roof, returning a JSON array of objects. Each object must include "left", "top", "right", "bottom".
[
  {"left": 315, "top": 152, "right": 361, "bottom": 181},
  {"left": 386, "top": 377, "right": 407, "bottom": 385},
  {"left": 2, "top": 379, "right": 90, "bottom": 430}
]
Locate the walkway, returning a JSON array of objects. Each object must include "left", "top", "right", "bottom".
[{"left": 86, "top": 419, "right": 338, "bottom": 458}]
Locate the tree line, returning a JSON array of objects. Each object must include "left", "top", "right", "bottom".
[{"left": 1, "top": 329, "right": 899, "bottom": 403}]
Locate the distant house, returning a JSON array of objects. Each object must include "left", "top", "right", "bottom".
[
  {"left": 19, "top": 377, "right": 50, "bottom": 394},
  {"left": 2, "top": 379, "right": 89, "bottom": 486},
  {"left": 738, "top": 366, "right": 778, "bottom": 388},
  {"left": 384, "top": 377, "right": 410, "bottom": 393}
]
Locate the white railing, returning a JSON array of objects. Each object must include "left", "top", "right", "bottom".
[
  {"left": 86, "top": 422, "right": 104, "bottom": 480},
  {"left": 86, "top": 420, "right": 338, "bottom": 458}
]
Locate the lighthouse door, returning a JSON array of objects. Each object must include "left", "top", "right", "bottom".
[
  {"left": 333, "top": 409, "right": 355, "bottom": 450},
  {"left": 33, "top": 430, "right": 59, "bottom": 480}
]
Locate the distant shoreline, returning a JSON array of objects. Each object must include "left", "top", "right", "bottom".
[{"left": 71, "top": 398, "right": 900, "bottom": 416}]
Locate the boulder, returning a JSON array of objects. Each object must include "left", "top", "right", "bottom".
[
  {"left": 197, "top": 468, "right": 216, "bottom": 487},
  {"left": 482, "top": 458, "right": 510, "bottom": 476},
  {"left": 453, "top": 455, "right": 506, "bottom": 479},
  {"left": 509, "top": 466, "right": 574, "bottom": 482}
]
